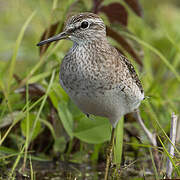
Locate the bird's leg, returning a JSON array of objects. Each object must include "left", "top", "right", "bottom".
[{"left": 104, "top": 127, "right": 115, "bottom": 180}]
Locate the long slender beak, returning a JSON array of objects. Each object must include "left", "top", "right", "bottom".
[{"left": 37, "top": 31, "right": 68, "bottom": 46}]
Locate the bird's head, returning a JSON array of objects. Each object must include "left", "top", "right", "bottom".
[{"left": 37, "top": 12, "right": 106, "bottom": 46}]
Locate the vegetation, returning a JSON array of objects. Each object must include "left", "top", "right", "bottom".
[{"left": 0, "top": 0, "right": 179, "bottom": 179}]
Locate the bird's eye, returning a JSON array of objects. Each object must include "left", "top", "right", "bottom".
[{"left": 81, "top": 21, "right": 89, "bottom": 29}]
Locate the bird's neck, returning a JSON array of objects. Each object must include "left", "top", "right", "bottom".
[{"left": 72, "top": 37, "right": 110, "bottom": 51}]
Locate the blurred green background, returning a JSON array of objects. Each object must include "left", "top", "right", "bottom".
[{"left": 0, "top": 0, "right": 180, "bottom": 179}]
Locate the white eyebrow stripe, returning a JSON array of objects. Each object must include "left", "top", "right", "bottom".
[
  {"left": 83, "top": 18, "right": 103, "bottom": 24},
  {"left": 74, "top": 18, "right": 103, "bottom": 28}
]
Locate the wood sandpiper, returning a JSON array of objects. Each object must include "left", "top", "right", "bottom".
[{"left": 37, "top": 12, "right": 144, "bottom": 179}]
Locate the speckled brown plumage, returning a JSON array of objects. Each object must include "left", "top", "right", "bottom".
[
  {"left": 37, "top": 12, "right": 144, "bottom": 179},
  {"left": 37, "top": 12, "right": 144, "bottom": 127},
  {"left": 58, "top": 13, "right": 144, "bottom": 127}
]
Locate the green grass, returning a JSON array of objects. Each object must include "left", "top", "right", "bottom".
[{"left": 0, "top": 0, "right": 180, "bottom": 179}]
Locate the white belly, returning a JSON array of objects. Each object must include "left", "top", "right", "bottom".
[{"left": 66, "top": 87, "right": 144, "bottom": 127}]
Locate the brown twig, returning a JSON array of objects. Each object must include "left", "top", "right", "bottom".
[
  {"left": 176, "top": 117, "right": 180, "bottom": 143},
  {"left": 166, "top": 112, "right": 178, "bottom": 179}
]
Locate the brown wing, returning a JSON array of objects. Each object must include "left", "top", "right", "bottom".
[
  {"left": 99, "top": 45, "right": 144, "bottom": 93},
  {"left": 91, "top": 45, "right": 143, "bottom": 95},
  {"left": 118, "top": 52, "right": 144, "bottom": 93}
]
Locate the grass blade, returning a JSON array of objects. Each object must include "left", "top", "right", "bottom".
[
  {"left": 121, "top": 32, "right": 180, "bottom": 82},
  {"left": 7, "top": 11, "right": 36, "bottom": 92},
  {"left": 29, "top": 70, "right": 55, "bottom": 142},
  {"left": 158, "top": 136, "right": 180, "bottom": 176},
  {"left": 149, "top": 148, "right": 159, "bottom": 179},
  {"left": 114, "top": 117, "right": 124, "bottom": 164}
]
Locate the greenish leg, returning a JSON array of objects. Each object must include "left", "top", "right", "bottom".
[{"left": 104, "top": 127, "right": 115, "bottom": 180}]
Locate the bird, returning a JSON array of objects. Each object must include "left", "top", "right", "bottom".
[{"left": 37, "top": 12, "right": 144, "bottom": 179}]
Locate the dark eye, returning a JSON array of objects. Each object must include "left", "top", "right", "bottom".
[{"left": 81, "top": 21, "right": 89, "bottom": 29}]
